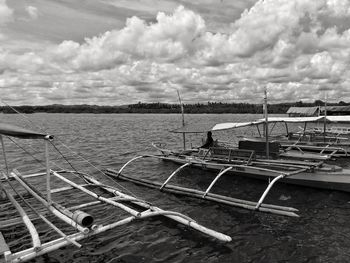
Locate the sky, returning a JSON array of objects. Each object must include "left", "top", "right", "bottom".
[{"left": 1, "top": 0, "right": 350, "bottom": 105}]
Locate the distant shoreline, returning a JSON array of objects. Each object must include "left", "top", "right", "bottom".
[{"left": 1, "top": 101, "right": 347, "bottom": 114}]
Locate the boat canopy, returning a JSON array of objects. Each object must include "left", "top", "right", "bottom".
[
  {"left": 211, "top": 121, "right": 264, "bottom": 131},
  {"left": 171, "top": 116, "right": 350, "bottom": 133},
  {"left": 0, "top": 123, "right": 53, "bottom": 140},
  {"left": 170, "top": 123, "right": 217, "bottom": 133},
  {"left": 259, "top": 116, "right": 350, "bottom": 124},
  {"left": 326, "top": 116, "right": 350, "bottom": 123},
  {"left": 258, "top": 116, "right": 324, "bottom": 123}
]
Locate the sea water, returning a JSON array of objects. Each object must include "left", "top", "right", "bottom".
[{"left": 1, "top": 113, "right": 350, "bottom": 263}]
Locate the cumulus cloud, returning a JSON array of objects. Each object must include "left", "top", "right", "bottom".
[
  {"left": 2, "top": 1, "right": 350, "bottom": 105},
  {"left": 0, "top": 0, "right": 13, "bottom": 24},
  {"left": 25, "top": 6, "right": 39, "bottom": 20},
  {"left": 49, "top": 6, "right": 205, "bottom": 71},
  {"left": 324, "top": 0, "right": 350, "bottom": 17}
]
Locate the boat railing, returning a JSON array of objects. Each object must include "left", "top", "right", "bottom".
[
  {"left": 207, "top": 147, "right": 256, "bottom": 165},
  {"left": 107, "top": 155, "right": 305, "bottom": 217}
]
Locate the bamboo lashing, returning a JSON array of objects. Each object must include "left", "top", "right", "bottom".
[{"left": 105, "top": 168, "right": 299, "bottom": 217}]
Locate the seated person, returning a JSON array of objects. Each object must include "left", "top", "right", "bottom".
[{"left": 200, "top": 131, "right": 214, "bottom": 149}]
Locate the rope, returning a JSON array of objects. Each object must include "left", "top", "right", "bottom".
[
  {"left": 7, "top": 137, "right": 45, "bottom": 166},
  {"left": 48, "top": 141, "right": 89, "bottom": 184},
  {"left": 0, "top": 100, "right": 139, "bottom": 199},
  {"left": 55, "top": 141, "right": 138, "bottom": 198},
  {"left": 1, "top": 173, "right": 81, "bottom": 247}
]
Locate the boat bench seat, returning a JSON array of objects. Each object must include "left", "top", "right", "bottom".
[
  {"left": 238, "top": 140, "right": 280, "bottom": 158},
  {"left": 209, "top": 147, "right": 256, "bottom": 162}
]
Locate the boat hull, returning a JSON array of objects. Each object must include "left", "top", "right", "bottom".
[{"left": 159, "top": 155, "right": 350, "bottom": 193}]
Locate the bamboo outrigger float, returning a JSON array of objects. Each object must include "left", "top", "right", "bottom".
[
  {"left": 105, "top": 144, "right": 350, "bottom": 218},
  {"left": 0, "top": 123, "right": 231, "bottom": 263},
  {"left": 107, "top": 92, "right": 350, "bottom": 218}
]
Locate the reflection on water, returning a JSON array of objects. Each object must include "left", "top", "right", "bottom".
[{"left": 1, "top": 113, "right": 350, "bottom": 263}]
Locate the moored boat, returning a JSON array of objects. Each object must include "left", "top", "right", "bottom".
[
  {"left": 109, "top": 92, "right": 350, "bottom": 218},
  {"left": 0, "top": 122, "right": 231, "bottom": 263}
]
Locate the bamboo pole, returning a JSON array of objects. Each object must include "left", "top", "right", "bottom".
[
  {"left": 0, "top": 135, "right": 8, "bottom": 200},
  {"left": 284, "top": 122, "right": 289, "bottom": 135},
  {"left": 0, "top": 196, "right": 123, "bottom": 228},
  {"left": 83, "top": 174, "right": 232, "bottom": 242},
  {"left": 144, "top": 153, "right": 313, "bottom": 174},
  {"left": 10, "top": 216, "right": 140, "bottom": 263},
  {"left": 45, "top": 140, "right": 51, "bottom": 205},
  {"left": 117, "top": 155, "right": 145, "bottom": 176},
  {"left": 176, "top": 89, "right": 186, "bottom": 150},
  {"left": 324, "top": 94, "right": 327, "bottom": 143},
  {"left": 105, "top": 169, "right": 299, "bottom": 217},
  {"left": 255, "top": 174, "right": 285, "bottom": 210},
  {"left": 263, "top": 88, "right": 269, "bottom": 159},
  {"left": 139, "top": 207, "right": 232, "bottom": 242},
  {"left": 148, "top": 154, "right": 288, "bottom": 175},
  {"left": 0, "top": 231, "right": 11, "bottom": 263},
  {"left": 0, "top": 135, "right": 9, "bottom": 177},
  {"left": 11, "top": 204, "right": 228, "bottom": 263},
  {"left": 0, "top": 184, "right": 41, "bottom": 249},
  {"left": 51, "top": 171, "right": 141, "bottom": 217},
  {"left": 255, "top": 168, "right": 308, "bottom": 209},
  {"left": 11, "top": 171, "right": 89, "bottom": 233},
  {"left": 160, "top": 162, "right": 190, "bottom": 190},
  {"left": 203, "top": 167, "right": 233, "bottom": 197}
]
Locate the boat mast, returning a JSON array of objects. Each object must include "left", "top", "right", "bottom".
[
  {"left": 45, "top": 139, "right": 52, "bottom": 204},
  {"left": 323, "top": 92, "right": 327, "bottom": 142},
  {"left": 263, "top": 88, "right": 269, "bottom": 159},
  {"left": 177, "top": 89, "right": 186, "bottom": 150}
]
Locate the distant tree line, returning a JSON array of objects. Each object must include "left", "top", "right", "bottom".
[{"left": 1, "top": 100, "right": 349, "bottom": 114}]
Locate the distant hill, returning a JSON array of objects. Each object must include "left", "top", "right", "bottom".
[{"left": 1, "top": 101, "right": 349, "bottom": 114}]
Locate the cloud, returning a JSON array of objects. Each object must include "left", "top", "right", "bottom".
[
  {"left": 25, "top": 6, "right": 39, "bottom": 20},
  {"left": 0, "top": 0, "right": 13, "bottom": 24},
  {"left": 324, "top": 0, "right": 350, "bottom": 17},
  {"left": 48, "top": 6, "right": 205, "bottom": 71},
  {"left": 2, "top": 1, "right": 350, "bottom": 105}
]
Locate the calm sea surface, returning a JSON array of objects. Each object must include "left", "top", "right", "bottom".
[{"left": 1, "top": 113, "right": 350, "bottom": 263}]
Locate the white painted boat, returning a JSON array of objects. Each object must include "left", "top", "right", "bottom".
[
  {"left": 107, "top": 140, "right": 350, "bottom": 218},
  {"left": 109, "top": 93, "right": 350, "bottom": 218},
  {"left": 150, "top": 145, "right": 350, "bottom": 192},
  {"left": 0, "top": 123, "right": 231, "bottom": 263},
  {"left": 255, "top": 116, "right": 350, "bottom": 157}
]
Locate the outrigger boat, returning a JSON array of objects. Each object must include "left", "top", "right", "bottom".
[
  {"left": 240, "top": 116, "right": 350, "bottom": 158},
  {"left": 0, "top": 123, "right": 231, "bottom": 263},
  {"left": 107, "top": 92, "right": 350, "bottom": 218},
  {"left": 106, "top": 125, "right": 350, "bottom": 218}
]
